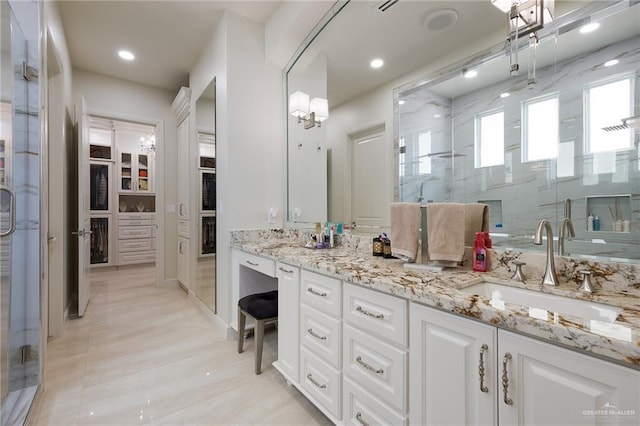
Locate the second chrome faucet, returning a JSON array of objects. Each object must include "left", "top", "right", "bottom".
[{"left": 533, "top": 219, "right": 559, "bottom": 286}]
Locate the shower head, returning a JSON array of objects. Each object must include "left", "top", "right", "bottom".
[{"left": 602, "top": 115, "right": 640, "bottom": 132}]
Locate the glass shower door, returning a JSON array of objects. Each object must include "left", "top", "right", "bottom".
[{"left": 1, "top": 0, "right": 42, "bottom": 423}]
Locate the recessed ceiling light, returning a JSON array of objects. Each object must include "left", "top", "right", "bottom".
[
  {"left": 579, "top": 22, "right": 600, "bottom": 34},
  {"left": 433, "top": 114, "right": 441, "bottom": 118},
  {"left": 500, "top": 92, "right": 510, "bottom": 98},
  {"left": 604, "top": 59, "right": 619, "bottom": 67},
  {"left": 118, "top": 50, "right": 135, "bottom": 61},
  {"left": 464, "top": 69, "right": 478, "bottom": 78},
  {"left": 399, "top": 100, "right": 405, "bottom": 105},
  {"left": 370, "top": 58, "right": 384, "bottom": 69}
]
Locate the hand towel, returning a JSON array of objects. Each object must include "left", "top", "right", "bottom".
[
  {"left": 427, "top": 203, "right": 465, "bottom": 263},
  {"left": 389, "top": 202, "right": 421, "bottom": 261},
  {"left": 464, "top": 203, "right": 490, "bottom": 246}
]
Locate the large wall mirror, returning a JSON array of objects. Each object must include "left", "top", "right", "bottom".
[
  {"left": 195, "top": 78, "right": 216, "bottom": 312},
  {"left": 286, "top": 0, "right": 639, "bottom": 262}
]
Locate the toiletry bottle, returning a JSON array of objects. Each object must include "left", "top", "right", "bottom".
[
  {"left": 473, "top": 232, "right": 488, "bottom": 272},
  {"left": 593, "top": 215, "right": 600, "bottom": 231},
  {"left": 587, "top": 213, "right": 594, "bottom": 231}
]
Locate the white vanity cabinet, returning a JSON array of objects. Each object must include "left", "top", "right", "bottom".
[
  {"left": 410, "top": 303, "right": 497, "bottom": 425},
  {"left": 274, "top": 262, "right": 300, "bottom": 383},
  {"left": 498, "top": 330, "right": 640, "bottom": 426},
  {"left": 410, "top": 302, "right": 640, "bottom": 426},
  {"left": 343, "top": 284, "right": 408, "bottom": 424},
  {"left": 299, "top": 270, "right": 343, "bottom": 421}
]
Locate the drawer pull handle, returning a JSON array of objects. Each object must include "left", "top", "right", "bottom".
[
  {"left": 479, "top": 343, "right": 488, "bottom": 393},
  {"left": 307, "top": 328, "right": 327, "bottom": 341},
  {"left": 307, "top": 287, "right": 327, "bottom": 297},
  {"left": 356, "top": 356, "right": 384, "bottom": 374},
  {"left": 356, "top": 306, "right": 384, "bottom": 319},
  {"left": 246, "top": 260, "right": 259, "bottom": 267},
  {"left": 356, "top": 412, "right": 369, "bottom": 426},
  {"left": 306, "top": 373, "right": 326, "bottom": 389},
  {"left": 279, "top": 266, "right": 294, "bottom": 274},
  {"left": 502, "top": 352, "right": 513, "bottom": 405}
]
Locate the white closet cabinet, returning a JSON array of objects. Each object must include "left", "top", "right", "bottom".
[
  {"left": 410, "top": 302, "right": 640, "bottom": 426},
  {"left": 177, "top": 236, "right": 189, "bottom": 287},
  {"left": 274, "top": 262, "right": 300, "bottom": 383},
  {"left": 177, "top": 119, "right": 190, "bottom": 218}
]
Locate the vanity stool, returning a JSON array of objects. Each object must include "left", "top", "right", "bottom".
[{"left": 237, "top": 290, "right": 278, "bottom": 374}]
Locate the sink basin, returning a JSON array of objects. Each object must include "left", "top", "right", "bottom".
[{"left": 461, "top": 281, "right": 622, "bottom": 323}]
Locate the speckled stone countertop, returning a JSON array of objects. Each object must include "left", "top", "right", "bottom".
[{"left": 231, "top": 229, "right": 640, "bottom": 370}]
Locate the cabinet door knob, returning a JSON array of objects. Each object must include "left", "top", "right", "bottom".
[
  {"left": 356, "top": 305, "right": 384, "bottom": 319},
  {"left": 355, "top": 412, "right": 370, "bottom": 426},
  {"left": 306, "top": 373, "right": 326, "bottom": 389},
  {"left": 356, "top": 356, "right": 384, "bottom": 374}
]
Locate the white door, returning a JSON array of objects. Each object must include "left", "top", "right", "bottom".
[
  {"left": 410, "top": 303, "right": 497, "bottom": 426},
  {"left": 350, "top": 127, "right": 390, "bottom": 229},
  {"left": 498, "top": 330, "right": 640, "bottom": 426},
  {"left": 76, "top": 97, "right": 91, "bottom": 317}
]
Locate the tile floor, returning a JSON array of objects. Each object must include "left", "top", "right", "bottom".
[{"left": 30, "top": 265, "right": 330, "bottom": 425}]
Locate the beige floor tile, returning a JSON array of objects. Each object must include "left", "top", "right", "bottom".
[{"left": 32, "top": 266, "right": 329, "bottom": 425}]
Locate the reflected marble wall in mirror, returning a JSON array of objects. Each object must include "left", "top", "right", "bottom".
[
  {"left": 285, "top": 0, "right": 639, "bottom": 262},
  {"left": 195, "top": 78, "right": 216, "bottom": 312},
  {"left": 396, "top": 2, "right": 639, "bottom": 260}
]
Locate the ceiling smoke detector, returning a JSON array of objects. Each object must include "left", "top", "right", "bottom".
[{"left": 424, "top": 9, "right": 458, "bottom": 32}]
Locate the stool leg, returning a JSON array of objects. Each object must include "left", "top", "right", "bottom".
[
  {"left": 237, "top": 307, "right": 246, "bottom": 354},
  {"left": 255, "top": 319, "right": 265, "bottom": 375}
]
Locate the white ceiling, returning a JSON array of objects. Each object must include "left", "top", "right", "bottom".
[{"left": 57, "top": 0, "right": 283, "bottom": 93}]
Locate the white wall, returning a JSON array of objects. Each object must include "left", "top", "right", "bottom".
[
  {"left": 73, "top": 69, "right": 178, "bottom": 283},
  {"left": 326, "top": 30, "right": 505, "bottom": 223},
  {"left": 190, "top": 11, "right": 283, "bottom": 326}
]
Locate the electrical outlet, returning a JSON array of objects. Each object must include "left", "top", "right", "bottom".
[{"left": 268, "top": 208, "right": 277, "bottom": 224}]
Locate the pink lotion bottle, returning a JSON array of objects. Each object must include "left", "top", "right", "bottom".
[{"left": 473, "top": 232, "right": 488, "bottom": 272}]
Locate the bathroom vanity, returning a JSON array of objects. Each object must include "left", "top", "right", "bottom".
[{"left": 231, "top": 231, "right": 640, "bottom": 425}]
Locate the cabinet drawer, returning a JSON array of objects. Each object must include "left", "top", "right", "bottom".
[
  {"left": 301, "top": 304, "right": 341, "bottom": 369},
  {"left": 119, "top": 219, "right": 152, "bottom": 226},
  {"left": 343, "top": 376, "right": 407, "bottom": 426},
  {"left": 236, "top": 251, "right": 275, "bottom": 277},
  {"left": 300, "top": 346, "right": 341, "bottom": 420},
  {"left": 119, "top": 213, "right": 155, "bottom": 221},
  {"left": 178, "top": 220, "right": 189, "bottom": 238},
  {"left": 343, "top": 324, "right": 407, "bottom": 413},
  {"left": 344, "top": 283, "right": 407, "bottom": 347},
  {"left": 118, "top": 226, "right": 153, "bottom": 239},
  {"left": 301, "top": 270, "right": 341, "bottom": 318},
  {"left": 117, "top": 251, "right": 155, "bottom": 265},
  {"left": 118, "top": 238, "right": 153, "bottom": 253}
]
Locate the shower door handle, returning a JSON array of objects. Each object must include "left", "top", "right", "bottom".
[{"left": 0, "top": 186, "right": 17, "bottom": 238}]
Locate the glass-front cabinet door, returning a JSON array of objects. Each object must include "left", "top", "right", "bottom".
[
  {"left": 90, "top": 162, "right": 111, "bottom": 211},
  {"left": 119, "top": 151, "right": 152, "bottom": 193}
]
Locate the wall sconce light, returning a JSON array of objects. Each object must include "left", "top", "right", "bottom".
[
  {"left": 140, "top": 134, "right": 156, "bottom": 158},
  {"left": 289, "top": 90, "right": 329, "bottom": 129}
]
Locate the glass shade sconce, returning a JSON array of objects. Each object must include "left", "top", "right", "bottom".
[
  {"left": 289, "top": 91, "right": 329, "bottom": 129},
  {"left": 140, "top": 133, "right": 156, "bottom": 158}
]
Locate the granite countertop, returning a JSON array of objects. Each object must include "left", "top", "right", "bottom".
[{"left": 232, "top": 234, "right": 640, "bottom": 370}]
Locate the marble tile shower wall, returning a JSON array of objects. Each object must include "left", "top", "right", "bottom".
[
  {"left": 402, "top": 35, "right": 639, "bottom": 260},
  {"left": 7, "top": 0, "right": 41, "bottom": 390}
]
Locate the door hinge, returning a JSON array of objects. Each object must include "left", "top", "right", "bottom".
[{"left": 22, "top": 62, "right": 38, "bottom": 81}]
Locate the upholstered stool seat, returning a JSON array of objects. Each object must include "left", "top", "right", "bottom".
[{"left": 237, "top": 290, "right": 278, "bottom": 374}]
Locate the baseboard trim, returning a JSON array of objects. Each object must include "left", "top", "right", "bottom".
[
  {"left": 161, "top": 278, "right": 179, "bottom": 289},
  {"left": 188, "top": 292, "right": 227, "bottom": 329}
]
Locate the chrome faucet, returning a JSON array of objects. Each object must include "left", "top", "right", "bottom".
[
  {"left": 558, "top": 217, "right": 575, "bottom": 256},
  {"left": 533, "top": 219, "right": 559, "bottom": 286}
]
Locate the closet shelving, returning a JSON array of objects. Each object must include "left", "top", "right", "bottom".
[{"left": 198, "top": 133, "right": 215, "bottom": 257}]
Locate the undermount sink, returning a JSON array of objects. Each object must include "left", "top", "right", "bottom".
[{"left": 461, "top": 281, "right": 622, "bottom": 323}]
